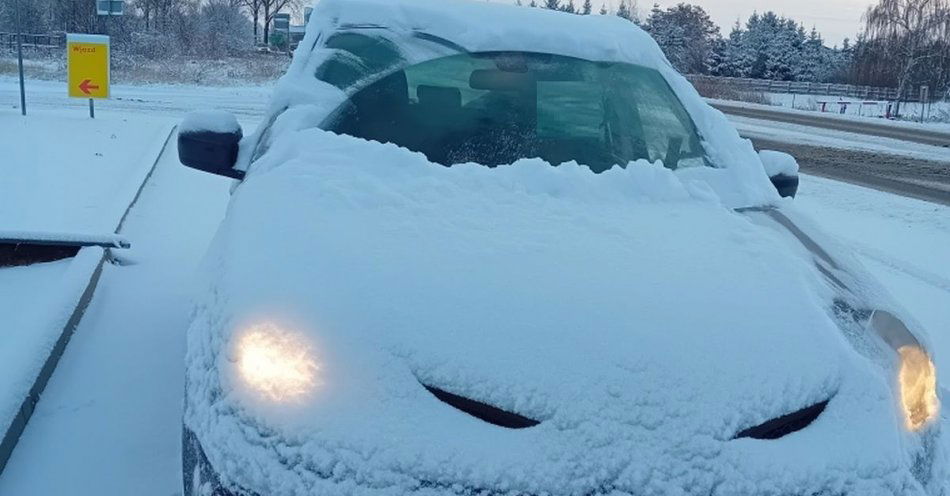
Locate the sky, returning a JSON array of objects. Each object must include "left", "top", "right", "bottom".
[{"left": 490, "top": 0, "right": 873, "bottom": 46}]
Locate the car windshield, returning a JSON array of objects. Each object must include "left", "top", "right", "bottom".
[{"left": 321, "top": 51, "right": 708, "bottom": 172}]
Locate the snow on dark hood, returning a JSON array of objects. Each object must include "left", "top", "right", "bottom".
[{"left": 183, "top": 130, "right": 941, "bottom": 495}]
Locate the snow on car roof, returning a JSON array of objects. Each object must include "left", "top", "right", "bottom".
[{"left": 300, "top": 0, "right": 665, "bottom": 67}]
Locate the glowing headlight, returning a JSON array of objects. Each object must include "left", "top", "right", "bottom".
[
  {"left": 236, "top": 323, "right": 320, "bottom": 402},
  {"left": 898, "top": 345, "right": 940, "bottom": 431},
  {"left": 866, "top": 310, "right": 940, "bottom": 432}
]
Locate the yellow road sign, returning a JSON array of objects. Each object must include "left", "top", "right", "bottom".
[{"left": 67, "top": 34, "right": 110, "bottom": 99}]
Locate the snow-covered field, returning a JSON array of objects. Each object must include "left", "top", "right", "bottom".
[
  {"left": 0, "top": 78, "right": 948, "bottom": 494},
  {"left": 1, "top": 77, "right": 271, "bottom": 119},
  {"left": 762, "top": 92, "right": 950, "bottom": 127},
  {"left": 730, "top": 115, "right": 950, "bottom": 163}
]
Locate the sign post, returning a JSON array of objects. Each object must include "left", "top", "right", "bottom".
[
  {"left": 96, "top": 1, "right": 124, "bottom": 37},
  {"left": 96, "top": 0, "right": 124, "bottom": 16},
  {"left": 66, "top": 34, "right": 110, "bottom": 118},
  {"left": 14, "top": 0, "right": 26, "bottom": 115}
]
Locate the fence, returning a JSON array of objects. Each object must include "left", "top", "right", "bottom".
[
  {"left": 0, "top": 32, "right": 66, "bottom": 52},
  {"left": 686, "top": 75, "right": 937, "bottom": 103}
]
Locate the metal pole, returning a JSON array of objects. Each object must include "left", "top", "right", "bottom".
[
  {"left": 89, "top": 99, "right": 95, "bottom": 118},
  {"left": 14, "top": 0, "right": 27, "bottom": 116}
]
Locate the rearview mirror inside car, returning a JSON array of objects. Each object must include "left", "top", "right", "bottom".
[
  {"left": 759, "top": 150, "right": 799, "bottom": 198},
  {"left": 178, "top": 110, "right": 245, "bottom": 179}
]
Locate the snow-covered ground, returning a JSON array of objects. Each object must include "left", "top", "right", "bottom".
[
  {"left": 0, "top": 249, "right": 103, "bottom": 443},
  {"left": 710, "top": 97, "right": 950, "bottom": 133},
  {"left": 0, "top": 129, "right": 233, "bottom": 496},
  {"left": 0, "top": 110, "right": 173, "bottom": 233},
  {"left": 1, "top": 77, "right": 270, "bottom": 119}
]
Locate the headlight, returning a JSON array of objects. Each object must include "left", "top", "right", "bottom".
[
  {"left": 897, "top": 345, "right": 939, "bottom": 431},
  {"left": 867, "top": 310, "right": 940, "bottom": 431},
  {"left": 236, "top": 323, "right": 320, "bottom": 402}
]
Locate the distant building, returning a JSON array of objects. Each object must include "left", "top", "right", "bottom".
[
  {"left": 290, "top": 25, "right": 306, "bottom": 48},
  {"left": 271, "top": 13, "right": 291, "bottom": 49}
]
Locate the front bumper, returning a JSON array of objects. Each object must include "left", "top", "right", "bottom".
[{"left": 183, "top": 426, "right": 249, "bottom": 496}]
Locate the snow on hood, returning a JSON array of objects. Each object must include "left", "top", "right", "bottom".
[
  {"left": 236, "top": 0, "right": 778, "bottom": 208},
  {"left": 186, "top": 130, "right": 940, "bottom": 495}
]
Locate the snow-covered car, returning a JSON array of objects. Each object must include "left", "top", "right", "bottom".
[{"left": 177, "top": 0, "right": 947, "bottom": 495}]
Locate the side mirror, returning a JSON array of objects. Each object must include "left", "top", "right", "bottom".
[
  {"left": 178, "top": 111, "right": 245, "bottom": 179},
  {"left": 759, "top": 150, "right": 799, "bottom": 198}
]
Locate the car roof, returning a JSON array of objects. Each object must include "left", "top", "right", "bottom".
[{"left": 301, "top": 0, "right": 668, "bottom": 69}]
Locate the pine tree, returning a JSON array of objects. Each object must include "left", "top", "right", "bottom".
[
  {"left": 616, "top": 0, "right": 633, "bottom": 20},
  {"left": 645, "top": 3, "right": 721, "bottom": 74},
  {"left": 599, "top": 3, "right": 608, "bottom": 15},
  {"left": 544, "top": 0, "right": 561, "bottom": 10},
  {"left": 562, "top": 0, "right": 577, "bottom": 13}
]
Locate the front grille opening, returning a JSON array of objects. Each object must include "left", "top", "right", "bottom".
[
  {"left": 734, "top": 399, "right": 830, "bottom": 440},
  {"left": 423, "top": 384, "right": 541, "bottom": 429}
]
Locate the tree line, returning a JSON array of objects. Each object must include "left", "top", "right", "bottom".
[
  {"left": 0, "top": 0, "right": 295, "bottom": 58},
  {"left": 2, "top": 0, "right": 947, "bottom": 97},
  {"left": 524, "top": 0, "right": 949, "bottom": 99}
]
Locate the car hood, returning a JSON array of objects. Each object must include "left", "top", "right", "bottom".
[{"left": 185, "top": 131, "right": 938, "bottom": 495}]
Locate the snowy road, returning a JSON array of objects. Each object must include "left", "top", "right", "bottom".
[
  {"left": 0, "top": 81, "right": 948, "bottom": 494},
  {"left": 727, "top": 114, "right": 950, "bottom": 205}
]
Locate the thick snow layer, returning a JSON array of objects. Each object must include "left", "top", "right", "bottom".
[
  {"left": 237, "top": 0, "right": 778, "bottom": 208},
  {"left": 186, "top": 130, "right": 945, "bottom": 495},
  {"left": 758, "top": 149, "right": 799, "bottom": 177},
  {"left": 0, "top": 230, "right": 129, "bottom": 248},
  {"left": 181, "top": 110, "right": 242, "bottom": 135}
]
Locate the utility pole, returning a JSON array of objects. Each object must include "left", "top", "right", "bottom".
[{"left": 15, "top": 0, "right": 27, "bottom": 116}]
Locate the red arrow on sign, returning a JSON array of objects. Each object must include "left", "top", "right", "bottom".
[{"left": 78, "top": 79, "right": 100, "bottom": 95}]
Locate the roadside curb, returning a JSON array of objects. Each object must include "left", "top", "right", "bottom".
[{"left": 0, "top": 126, "right": 178, "bottom": 475}]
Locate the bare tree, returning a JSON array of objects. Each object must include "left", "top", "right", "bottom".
[
  {"left": 133, "top": 0, "right": 184, "bottom": 31},
  {"left": 199, "top": 0, "right": 252, "bottom": 56},
  {"left": 240, "top": 0, "right": 262, "bottom": 43},
  {"left": 261, "top": 0, "right": 298, "bottom": 46},
  {"left": 862, "top": 0, "right": 950, "bottom": 104}
]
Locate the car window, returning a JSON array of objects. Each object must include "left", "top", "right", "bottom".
[
  {"left": 322, "top": 51, "right": 707, "bottom": 172},
  {"left": 314, "top": 33, "right": 405, "bottom": 90}
]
